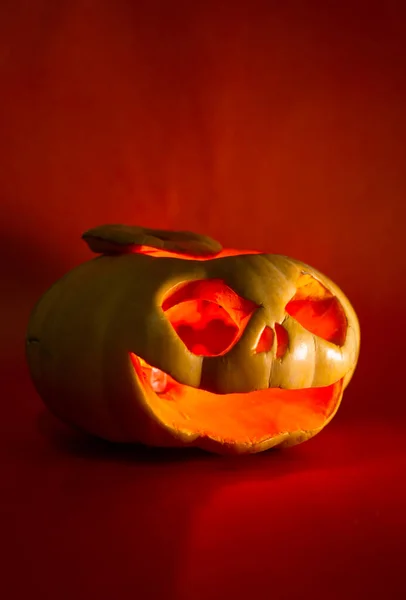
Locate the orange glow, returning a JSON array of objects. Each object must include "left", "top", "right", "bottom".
[
  {"left": 162, "top": 279, "right": 258, "bottom": 356},
  {"left": 131, "top": 245, "right": 260, "bottom": 260},
  {"left": 275, "top": 323, "right": 289, "bottom": 358},
  {"left": 286, "top": 274, "right": 347, "bottom": 345},
  {"left": 130, "top": 354, "right": 343, "bottom": 444},
  {"left": 254, "top": 326, "right": 274, "bottom": 353}
]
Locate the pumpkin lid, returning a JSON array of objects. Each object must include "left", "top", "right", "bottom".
[{"left": 82, "top": 224, "right": 223, "bottom": 256}]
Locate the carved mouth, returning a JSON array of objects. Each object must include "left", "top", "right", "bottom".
[{"left": 129, "top": 353, "right": 343, "bottom": 450}]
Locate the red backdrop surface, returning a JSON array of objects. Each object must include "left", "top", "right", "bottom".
[{"left": 1, "top": 1, "right": 406, "bottom": 599}]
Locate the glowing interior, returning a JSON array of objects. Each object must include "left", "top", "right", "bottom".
[
  {"left": 286, "top": 274, "right": 347, "bottom": 345},
  {"left": 132, "top": 245, "right": 260, "bottom": 260},
  {"left": 254, "top": 326, "right": 274, "bottom": 354},
  {"left": 162, "top": 279, "right": 258, "bottom": 356},
  {"left": 130, "top": 354, "right": 343, "bottom": 443},
  {"left": 275, "top": 323, "right": 289, "bottom": 358}
]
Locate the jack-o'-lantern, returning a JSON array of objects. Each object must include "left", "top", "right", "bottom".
[{"left": 26, "top": 225, "right": 360, "bottom": 454}]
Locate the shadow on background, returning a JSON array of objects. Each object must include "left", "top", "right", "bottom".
[
  {"left": 36, "top": 406, "right": 401, "bottom": 473},
  {"left": 32, "top": 404, "right": 406, "bottom": 600}
]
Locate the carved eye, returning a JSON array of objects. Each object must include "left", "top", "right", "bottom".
[
  {"left": 286, "top": 273, "right": 347, "bottom": 346},
  {"left": 162, "top": 279, "right": 258, "bottom": 356}
]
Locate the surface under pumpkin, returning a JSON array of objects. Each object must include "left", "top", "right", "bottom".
[{"left": 26, "top": 225, "right": 360, "bottom": 454}]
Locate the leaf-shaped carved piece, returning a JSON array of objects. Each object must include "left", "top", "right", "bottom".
[{"left": 82, "top": 224, "right": 222, "bottom": 256}]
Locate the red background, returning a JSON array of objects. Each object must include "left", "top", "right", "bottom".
[{"left": 1, "top": 1, "right": 406, "bottom": 599}]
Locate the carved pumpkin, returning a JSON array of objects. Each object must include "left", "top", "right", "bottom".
[{"left": 26, "top": 225, "right": 360, "bottom": 454}]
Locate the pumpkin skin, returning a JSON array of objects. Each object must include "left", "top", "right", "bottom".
[{"left": 26, "top": 225, "right": 360, "bottom": 454}]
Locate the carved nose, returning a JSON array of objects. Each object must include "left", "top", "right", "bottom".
[
  {"left": 253, "top": 323, "right": 289, "bottom": 358},
  {"left": 275, "top": 323, "right": 289, "bottom": 358},
  {"left": 254, "top": 325, "right": 274, "bottom": 353}
]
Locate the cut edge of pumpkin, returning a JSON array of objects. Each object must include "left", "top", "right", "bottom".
[{"left": 128, "top": 353, "right": 344, "bottom": 453}]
